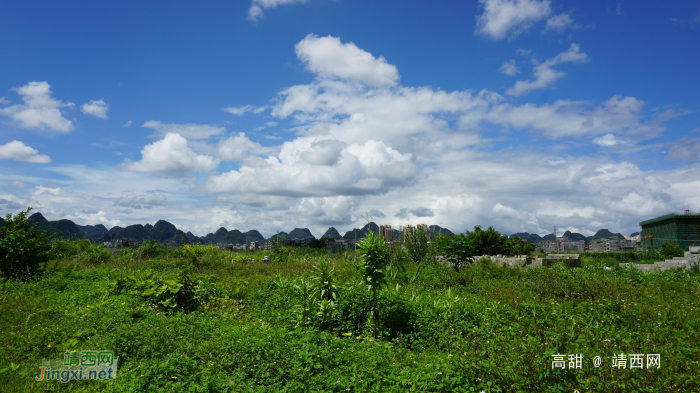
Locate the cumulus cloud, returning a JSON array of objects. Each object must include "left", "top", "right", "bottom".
[
  {"left": 475, "top": 0, "right": 552, "bottom": 39},
  {"left": 217, "top": 132, "right": 273, "bottom": 161},
  {"left": 248, "top": 0, "right": 308, "bottom": 21},
  {"left": 369, "top": 209, "right": 386, "bottom": 219},
  {"left": 0, "top": 97, "right": 9, "bottom": 105},
  {"left": 500, "top": 59, "right": 519, "bottom": 76},
  {"left": 207, "top": 137, "right": 417, "bottom": 198},
  {"left": 223, "top": 105, "right": 265, "bottom": 115},
  {"left": 0, "top": 141, "right": 51, "bottom": 163},
  {"left": 142, "top": 120, "right": 225, "bottom": 140},
  {"left": 666, "top": 137, "right": 700, "bottom": 162},
  {"left": 115, "top": 193, "right": 167, "bottom": 208},
  {"left": 295, "top": 34, "right": 400, "bottom": 87},
  {"left": 123, "top": 133, "right": 220, "bottom": 177},
  {"left": 411, "top": 207, "right": 434, "bottom": 217},
  {"left": 80, "top": 99, "right": 109, "bottom": 118},
  {"left": 0, "top": 81, "right": 74, "bottom": 132},
  {"left": 395, "top": 208, "right": 410, "bottom": 219},
  {"left": 122, "top": 120, "right": 133, "bottom": 127},
  {"left": 507, "top": 43, "right": 589, "bottom": 96}
]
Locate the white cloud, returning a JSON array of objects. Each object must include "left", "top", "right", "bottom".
[
  {"left": 0, "top": 81, "right": 74, "bottom": 132},
  {"left": 545, "top": 13, "right": 574, "bottom": 32},
  {"left": 295, "top": 34, "right": 400, "bottom": 87},
  {"left": 122, "top": 120, "right": 133, "bottom": 127},
  {"left": 475, "top": 0, "right": 552, "bottom": 39},
  {"left": 0, "top": 97, "right": 9, "bottom": 105},
  {"left": 142, "top": 120, "right": 226, "bottom": 140},
  {"left": 80, "top": 99, "right": 109, "bottom": 119},
  {"left": 666, "top": 137, "right": 700, "bottom": 162},
  {"left": 115, "top": 193, "right": 167, "bottom": 208},
  {"left": 0, "top": 140, "right": 51, "bottom": 163},
  {"left": 506, "top": 43, "right": 589, "bottom": 96},
  {"left": 499, "top": 59, "right": 519, "bottom": 76},
  {"left": 34, "top": 185, "right": 62, "bottom": 196},
  {"left": 222, "top": 105, "right": 265, "bottom": 115},
  {"left": 248, "top": 0, "right": 308, "bottom": 21},
  {"left": 593, "top": 133, "right": 619, "bottom": 147},
  {"left": 217, "top": 132, "right": 273, "bottom": 161},
  {"left": 10, "top": 181, "right": 28, "bottom": 189},
  {"left": 206, "top": 137, "right": 417, "bottom": 197},
  {"left": 265, "top": 121, "right": 278, "bottom": 127},
  {"left": 123, "top": 133, "right": 220, "bottom": 177}
]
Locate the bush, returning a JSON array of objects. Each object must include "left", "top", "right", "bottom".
[
  {"left": 658, "top": 243, "right": 684, "bottom": 260},
  {"left": 0, "top": 207, "right": 51, "bottom": 278},
  {"left": 137, "top": 240, "right": 168, "bottom": 259}
]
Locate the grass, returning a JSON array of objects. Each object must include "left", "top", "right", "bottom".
[{"left": 1, "top": 246, "right": 699, "bottom": 392}]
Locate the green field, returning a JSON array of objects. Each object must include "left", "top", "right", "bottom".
[{"left": 1, "top": 244, "right": 699, "bottom": 392}]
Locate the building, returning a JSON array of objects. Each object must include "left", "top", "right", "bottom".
[
  {"left": 640, "top": 210, "right": 700, "bottom": 251},
  {"left": 379, "top": 224, "right": 394, "bottom": 243}
]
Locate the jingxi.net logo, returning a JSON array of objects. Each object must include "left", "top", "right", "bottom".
[{"left": 35, "top": 350, "right": 118, "bottom": 383}]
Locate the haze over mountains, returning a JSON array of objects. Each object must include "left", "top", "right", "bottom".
[{"left": 2, "top": 212, "right": 635, "bottom": 245}]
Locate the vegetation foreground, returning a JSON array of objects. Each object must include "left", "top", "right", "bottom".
[{"left": 1, "top": 241, "right": 700, "bottom": 392}]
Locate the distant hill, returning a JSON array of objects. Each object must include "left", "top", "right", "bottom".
[
  {"left": 563, "top": 230, "right": 587, "bottom": 242},
  {"left": 245, "top": 230, "right": 265, "bottom": 244},
  {"left": 322, "top": 227, "right": 342, "bottom": 240},
  {"left": 510, "top": 232, "right": 543, "bottom": 243},
  {"left": 115, "top": 224, "right": 150, "bottom": 242},
  {"left": 630, "top": 232, "right": 640, "bottom": 237},
  {"left": 288, "top": 228, "right": 315, "bottom": 240},
  {"left": 26, "top": 213, "right": 85, "bottom": 240},
  {"left": 76, "top": 224, "right": 109, "bottom": 241},
  {"left": 28, "top": 212, "right": 48, "bottom": 224},
  {"left": 428, "top": 225, "right": 453, "bottom": 236},
  {"left": 149, "top": 220, "right": 179, "bottom": 243},
  {"left": 343, "top": 222, "right": 379, "bottom": 240},
  {"left": 587, "top": 229, "right": 625, "bottom": 242}
]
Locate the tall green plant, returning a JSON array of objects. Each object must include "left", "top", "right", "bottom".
[
  {"left": 403, "top": 225, "right": 431, "bottom": 264},
  {"left": 0, "top": 207, "right": 51, "bottom": 278},
  {"left": 358, "top": 225, "right": 389, "bottom": 339}
]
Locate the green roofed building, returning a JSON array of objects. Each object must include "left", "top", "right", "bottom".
[{"left": 640, "top": 211, "right": 700, "bottom": 251}]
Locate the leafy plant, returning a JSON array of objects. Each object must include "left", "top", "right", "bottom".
[
  {"left": 0, "top": 207, "right": 51, "bottom": 279},
  {"left": 658, "top": 242, "right": 684, "bottom": 260},
  {"left": 312, "top": 259, "right": 338, "bottom": 301},
  {"left": 358, "top": 224, "right": 389, "bottom": 339},
  {"left": 403, "top": 224, "right": 431, "bottom": 264},
  {"left": 435, "top": 232, "right": 476, "bottom": 271}
]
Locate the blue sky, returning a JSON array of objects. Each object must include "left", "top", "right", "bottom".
[{"left": 1, "top": 0, "right": 699, "bottom": 238}]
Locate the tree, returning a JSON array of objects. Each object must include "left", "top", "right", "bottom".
[
  {"left": 0, "top": 207, "right": 52, "bottom": 278},
  {"left": 465, "top": 225, "right": 510, "bottom": 256},
  {"left": 506, "top": 237, "right": 536, "bottom": 256},
  {"left": 658, "top": 243, "right": 684, "bottom": 260},
  {"left": 358, "top": 225, "right": 389, "bottom": 339},
  {"left": 435, "top": 233, "right": 476, "bottom": 271}
]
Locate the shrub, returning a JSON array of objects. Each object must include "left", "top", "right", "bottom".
[
  {"left": 658, "top": 242, "right": 684, "bottom": 260},
  {"left": 0, "top": 207, "right": 51, "bottom": 278},
  {"left": 137, "top": 240, "right": 168, "bottom": 259},
  {"left": 403, "top": 224, "right": 431, "bottom": 264}
]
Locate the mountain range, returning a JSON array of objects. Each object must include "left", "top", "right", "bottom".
[
  {"left": 3, "top": 211, "right": 633, "bottom": 245},
  {"left": 510, "top": 229, "right": 628, "bottom": 243}
]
